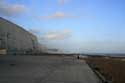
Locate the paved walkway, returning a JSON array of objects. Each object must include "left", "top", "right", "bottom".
[{"left": 0, "top": 55, "right": 100, "bottom": 83}]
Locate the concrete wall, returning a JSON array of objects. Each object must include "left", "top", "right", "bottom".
[{"left": 0, "top": 17, "right": 39, "bottom": 54}]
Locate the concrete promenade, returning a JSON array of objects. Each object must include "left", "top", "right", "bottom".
[{"left": 0, "top": 55, "right": 100, "bottom": 83}]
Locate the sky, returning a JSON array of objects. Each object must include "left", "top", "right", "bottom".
[{"left": 0, "top": 0, "right": 125, "bottom": 53}]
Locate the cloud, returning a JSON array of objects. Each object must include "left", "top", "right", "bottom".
[
  {"left": 41, "top": 11, "right": 75, "bottom": 20},
  {"left": 58, "top": 0, "right": 71, "bottom": 5},
  {"left": 0, "top": 1, "right": 27, "bottom": 16},
  {"left": 43, "top": 29, "right": 72, "bottom": 40}
]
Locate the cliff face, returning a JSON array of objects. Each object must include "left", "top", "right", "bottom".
[{"left": 0, "top": 17, "right": 38, "bottom": 54}]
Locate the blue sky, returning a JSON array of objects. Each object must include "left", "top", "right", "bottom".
[{"left": 0, "top": 0, "right": 125, "bottom": 53}]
